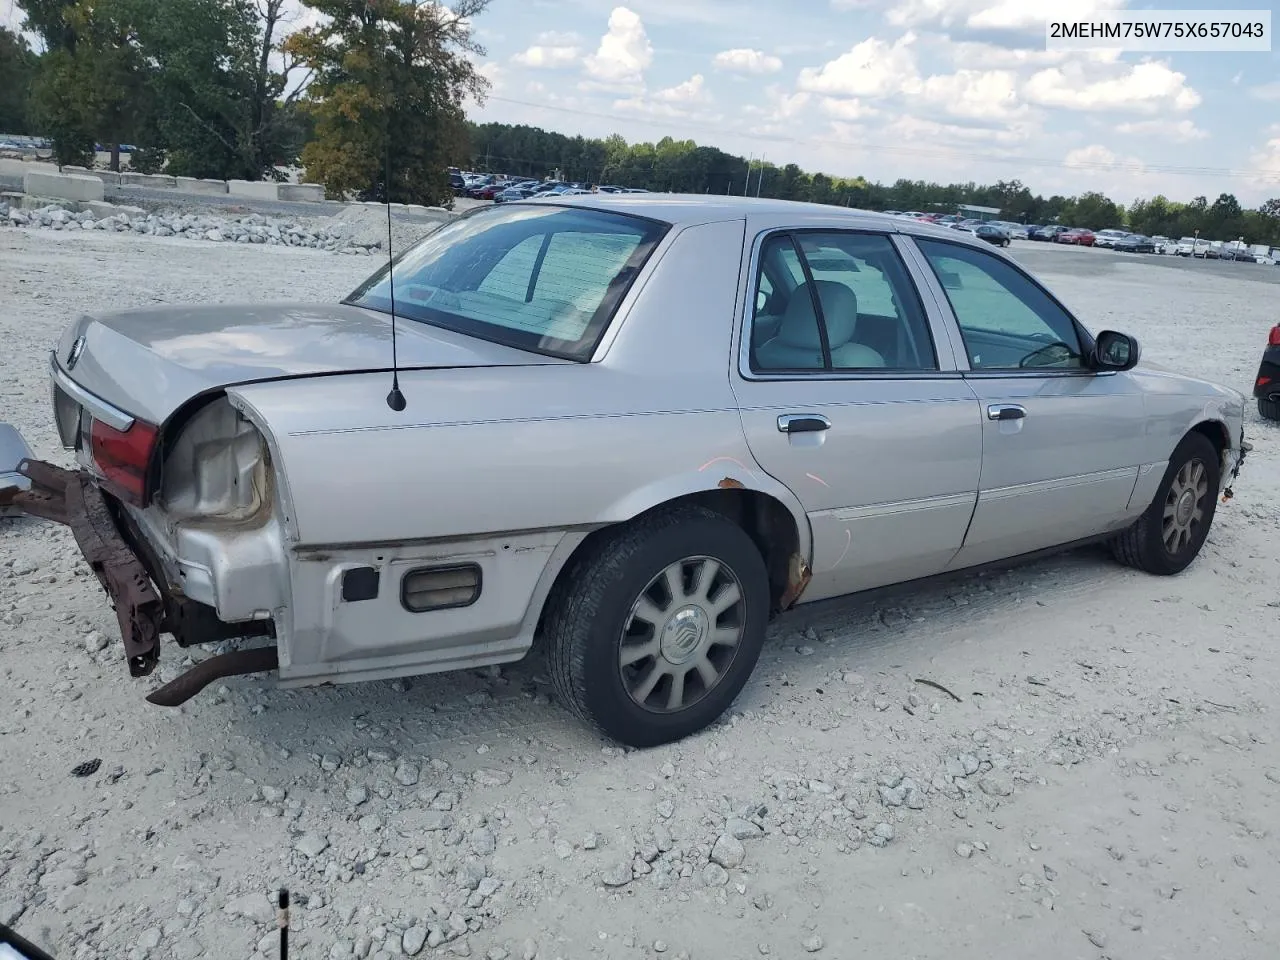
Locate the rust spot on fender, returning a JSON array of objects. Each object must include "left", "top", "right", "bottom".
[
  {"left": 718, "top": 477, "right": 745, "bottom": 489},
  {"left": 779, "top": 552, "right": 812, "bottom": 609}
]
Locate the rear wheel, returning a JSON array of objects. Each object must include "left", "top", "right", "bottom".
[
  {"left": 1259, "top": 397, "right": 1280, "bottom": 421},
  {"left": 1111, "top": 432, "right": 1220, "bottom": 575},
  {"left": 544, "top": 504, "right": 770, "bottom": 747}
]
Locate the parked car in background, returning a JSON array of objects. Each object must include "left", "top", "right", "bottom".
[
  {"left": 494, "top": 186, "right": 536, "bottom": 203},
  {"left": 1093, "top": 229, "right": 1130, "bottom": 249},
  {"left": 1151, "top": 236, "right": 1174, "bottom": 254},
  {"left": 1202, "top": 243, "right": 1222, "bottom": 260},
  {"left": 1257, "top": 323, "right": 1280, "bottom": 420},
  {"left": 972, "top": 223, "right": 1011, "bottom": 247},
  {"left": 989, "top": 220, "right": 1029, "bottom": 239},
  {"left": 1114, "top": 234, "right": 1156, "bottom": 254},
  {"left": 1058, "top": 228, "right": 1096, "bottom": 246},
  {"left": 1175, "top": 237, "right": 1199, "bottom": 256},
  {"left": 449, "top": 171, "right": 467, "bottom": 194},
  {"left": 1032, "top": 225, "right": 1068, "bottom": 241},
  {"left": 0, "top": 196, "right": 1250, "bottom": 746},
  {"left": 1221, "top": 241, "right": 1257, "bottom": 263}
]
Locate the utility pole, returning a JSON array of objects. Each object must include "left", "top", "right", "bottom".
[
  {"left": 744, "top": 153, "right": 754, "bottom": 196},
  {"left": 755, "top": 153, "right": 766, "bottom": 197}
]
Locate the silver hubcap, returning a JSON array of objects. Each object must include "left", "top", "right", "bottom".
[
  {"left": 618, "top": 556, "right": 746, "bottom": 714},
  {"left": 1163, "top": 458, "right": 1208, "bottom": 554}
]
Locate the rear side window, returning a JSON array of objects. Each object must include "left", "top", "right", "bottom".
[
  {"left": 347, "top": 205, "right": 668, "bottom": 360},
  {"left": 750, "top": 231, "right": 937, "bottom": 373}
]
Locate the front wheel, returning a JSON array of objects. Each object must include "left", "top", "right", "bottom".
[
  {"left": 1111, "top": 432, "right": 1220, "bottom": 575},
  {"left": 544, "top": 504, "right": 770, "bottom": 747}
]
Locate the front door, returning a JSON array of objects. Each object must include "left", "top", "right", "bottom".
[
  {"left": 908, "top": 237, "right": 1146, "bottom": 569},
  {"left": 732, "top": 228, "right": 982, "bottom": 602}
]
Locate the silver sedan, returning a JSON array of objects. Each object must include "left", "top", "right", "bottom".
[{"left": 1, "top": 195, "right": 1250, "bottom": 746}]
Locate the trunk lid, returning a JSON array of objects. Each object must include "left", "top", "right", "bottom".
[{"left": 53, "top": 302, "right": 563, "bottom": 425}]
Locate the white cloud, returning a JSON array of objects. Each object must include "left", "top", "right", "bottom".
[
  {"left": 797, "top": 34, "right": 918, "bottom": 99},
  {"left": 906, "top": 68, "right": 1025, "bottom": 120},
  {"left": 1064, "top": 144, "right": 1145, "bottom": 173},
  {"left": 1250, "top": 126, "right": 1280, "bottom": 186},
  {"left": 512, "top": 44, "right": 581, "bottom": 68},
  {"left": 1114, "top": 119, "right": 1207, "bottom": 143},
  {"left": 1024, "top": 60, "right": 1200, "bottom": 114},
  {"left": 583, "top": 6, "right": 653, "bottom": 89},
  {"left": 655, "top": 74, "right": 711, "bottom": 104},
  {"left": 1251, "top": 82, "right": 1280, "bottom": 101},
  {"left": 882, "top": 114, "right": 1032, "bottom": 145},
  {"left": 799, "top": 35, "right": 1029, "bottom": 123},
  {"left": 712, "top": 48, "right": 783, "bottom": 74},
  {"left": 946, "top": 40, "right": 1120, "bottom": 70},
  {"left": 820, "top": 97, "right": 879, "bottom": 120}
]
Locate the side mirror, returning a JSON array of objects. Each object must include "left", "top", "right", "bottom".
[{"left": 1093, "top": 330, "right": 1140, "bottom": 371}]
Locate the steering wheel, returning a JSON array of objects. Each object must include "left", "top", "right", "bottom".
[{"left": 1018, "top": 341, "right": 1076, "bottom": 368}]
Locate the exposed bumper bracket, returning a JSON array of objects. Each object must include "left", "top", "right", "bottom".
[
  {"left": 146, "top": 646, "right": 280, "bottom": 707},
  {"left": 2, "top": 459, "right": 164, "bottom": 677}
]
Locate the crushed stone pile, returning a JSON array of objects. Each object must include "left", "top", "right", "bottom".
[{"left": 0, "top": 197, "right": 453, "bottom": 256}]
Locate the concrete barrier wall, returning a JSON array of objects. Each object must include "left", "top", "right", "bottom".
[
  {"left": 23, "top": 170, "right": 105, "bottom": 203},
  {"left": 0, "top": 158, "right": 59, "bottom": 190},
  {"left": 228, "top": 180, "right": 281, "bottom": 200},
  {"left": 62, "top": 165, "right": 122, "bottom": 186},
  {"left": 278, "top": 183, "right": 325, "bottom": 202},
  {"left": 175, "top": 176, "right": 229, "bottom": 196}
]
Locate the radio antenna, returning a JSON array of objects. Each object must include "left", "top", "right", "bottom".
[{"left": 384, "top": 135, "right": 406, "bottom": 412}]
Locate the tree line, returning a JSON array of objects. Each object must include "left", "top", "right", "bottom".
[
  {"left": 467, "top": 121, "right": 1280, "bottom": 246},
  {"left": 2, "top": 0, "right": 1278, "bottom": 242}
]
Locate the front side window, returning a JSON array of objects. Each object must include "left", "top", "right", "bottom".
[
  {"left": 347, "top": 205, "right": 668, "bottom": 361},
  {"left": 914, "top": 238, "right": 1085, "bottom": 371},
  {"left": 750, "top": 231, "right": 938, "bottom": 373}
]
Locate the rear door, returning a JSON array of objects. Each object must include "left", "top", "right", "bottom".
[
  {"left": 905, "top": 236, "right": 1146, "bottom": 569},
  {"left": 731, "top": 226, "right": 982, "bottom": 602}
]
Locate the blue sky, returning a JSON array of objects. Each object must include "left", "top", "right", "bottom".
[{"left": 5, "top": 0, "right": 1279, "bottom": 204}]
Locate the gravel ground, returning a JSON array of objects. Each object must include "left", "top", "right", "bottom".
[{"left": 2, "top": 226, "right": 1279, "bottom": 960}]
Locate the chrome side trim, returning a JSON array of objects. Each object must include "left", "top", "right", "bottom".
[
  {"left": 981, "top": 467, "right": 1136, "bottom": 502},
  {"left": 825, "top": 490, "right": 975, "bottom": 522},
  {"left": 49, "top": 351, "right": 135, "bottom": 431}
]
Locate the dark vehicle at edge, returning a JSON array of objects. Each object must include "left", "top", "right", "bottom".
[
  {"left": 1256, "top": 323, "right": 1280, "bottom": 420},
  {"left": 972, "top": 223, "right": 1011, "bottom": 247},
  {"left": 1115, "top": 234, "right": 1156, "bottom": 254}
]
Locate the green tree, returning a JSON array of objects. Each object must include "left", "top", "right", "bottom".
[
  {"left": 287, "top": 0, "right": 490, "bottom": 205},
  {"left": 29, "top": 0, "right": 152, "bottom": 168},
  {"left": 0, "top": 28, "right": 38, "bottom": 134}
]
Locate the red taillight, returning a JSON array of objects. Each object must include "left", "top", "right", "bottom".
[
  {"left": 1260, "top": 376, "right": 1273, "bottom": 387},
  {"left": 1268, "top": 325, "right": 1280, "bottom": 347},
  {"left": 89, "top": 418, "right": 158, "bottom": 503}
]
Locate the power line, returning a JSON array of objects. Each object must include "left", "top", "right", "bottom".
[{"left": 485, "top": 94, "right": 1278, "bottom": 184}]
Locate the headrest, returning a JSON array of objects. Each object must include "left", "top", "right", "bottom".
[{"left": 776, "top": 280, "right": 858, "bottom": 349}]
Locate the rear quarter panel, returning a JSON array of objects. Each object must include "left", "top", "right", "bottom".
[{"left": 227, "top": 217, "right": 809, "bottom": 554}]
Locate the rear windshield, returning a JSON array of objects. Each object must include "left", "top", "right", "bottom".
[{"left": 346, "top": 204, "right": 669, "bottom": 361}]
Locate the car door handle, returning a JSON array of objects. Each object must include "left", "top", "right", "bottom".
[
  {"left": 777, "top": 414, "right": 831, "bottom": 434},
  {"left": 987, "top": 404, "right": 1027, "bottom": 421}
]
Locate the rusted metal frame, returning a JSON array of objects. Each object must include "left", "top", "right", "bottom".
[{"left": 5, "top": 459, "right": 165, "bottom": 677}]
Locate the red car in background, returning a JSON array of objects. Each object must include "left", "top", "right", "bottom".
[{"left": 1058, "top": 228, "right": 1096, "bottom": 246}]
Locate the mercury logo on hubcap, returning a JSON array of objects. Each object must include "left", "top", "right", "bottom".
[{"left": 661, "top": 606, "right": 708, "bottom": 665}]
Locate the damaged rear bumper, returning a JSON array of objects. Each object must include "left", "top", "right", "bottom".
[{"left": 1, "top": 458, "right": 278, "bottom": 704}]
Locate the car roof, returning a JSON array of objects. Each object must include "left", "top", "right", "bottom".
[{"left": 513, "top": 193, "right": 991, "bottom": 245}]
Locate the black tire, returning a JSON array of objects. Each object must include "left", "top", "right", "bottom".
[
  {"left": 1259, "top": 397, "right": 1280, "bottom": 421},
  {"left": 544, "top": 504, "right": 770, "bottom": 747},
  {"left": 1111, "top": 432, "right": 1220, "bottom": 576}
]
